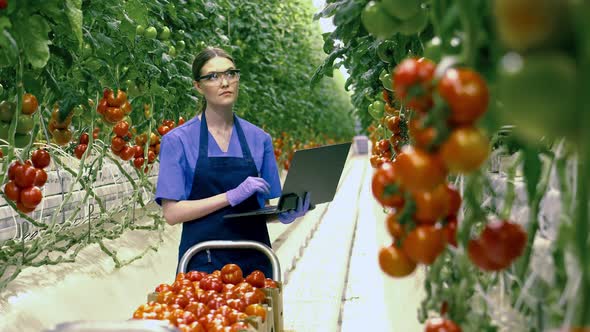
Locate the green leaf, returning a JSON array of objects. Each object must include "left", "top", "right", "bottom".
[
  {"left": 64, "top": 0, "right": 83, "bottom": 48},
  {"left": 0, "top": 20, "right": 17, "bottom": 68},
  {"left": 14, "top": 15, "right": 52, "bottom": 69},
  {"left": 522, "top": 147, "right": 543, "bottom": 203},
  {"left": 125, "top": 0, "right": 149, "bottom": 26}
]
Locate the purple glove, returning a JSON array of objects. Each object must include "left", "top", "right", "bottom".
[
  {"left": 226, "top": 177, "right": 270, "bottom": 207},
  {"left": 278, "top": 192, "right": 311, "bottom": 224}
]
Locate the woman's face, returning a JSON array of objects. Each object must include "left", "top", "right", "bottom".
[{"left": 194, "top": 56, "right": 239, "bottom": 108}]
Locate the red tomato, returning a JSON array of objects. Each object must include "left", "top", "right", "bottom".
[
  {"left": 393, "top": 146, "right": 447, "bottom": 192},
  {"left": 244, "top": 304, "right": 266, "bottom": 322},
  {"left": 20, "top": 186, "right": 43, "bottom": 209},
  {"left": 14, "top": 164, "right": 37, "bottom": 188},
  {"left": 132, "top": 145, "right": 144, "bottom": 158},
  {"left": 121, "top": 101, "right": 132, "bottom": 115},
  {"left": 185, "top": 302, "right": 210, "bottom": 318},
  {"left": 8, "top": 161, "right": 23, "bottom": 181},
  {"left": 263, "top": 278, "right": 278, "bottom": 289},
  {"left": 113, "top": 121, "right": 130, "bottom": 138},
  {"left": 469, "top": 220, "right": 527, "bottom": 271},
  {"left": 157, "top": 125, "right": 171, "bottom": 136},
  {"left": 371, "top": 162, "right": 405, "bottom": 208},
  {"left": 79, "top": 133, "right": 90, "bottom": 145},
  {"left": 107, "top": 89, "right": 127, "bottom": 107},
  {"left": 104, "top": 107, "right": 124, "bottom": 124},
  {"left": 412, "top": 184, "right": 450, "bottom": 224},
  {"left": 385, "top": 212, "right": 406, "bottom": 239},
  {"left": 186, "top": 271, "right": 207, "bottom": 282},
  {"left": 234, "top": 282, "right": 254, "bottom": 295},
  {"left": 425, "top": 317, "right": 462, "bottom": 332},
  {"left": 147, "top": 150, "right": 156, "bottom": 163},
  {"left": 439, "top": 126, "right": 489, "bottom": 174},
  {"left": 177, "top": 311, "right": 197, "bottom": 325},
  {"left": 375, "top": 139, "right": 391, "bottom": 156},
  {"left": 31, "top": 149, "right": 51, "bottom": 169},
  {"left": 34, "top": 168, "right": 47, "bottom": 187},
  {"left": 178, "top": 116, "right": 186, "bottom": 125},
  {"left": 155, "top": 283, "right": 173, "bottom": 293},
  {"left": 17, "top": 201, "right": 36, "bottom": 213},
  {"left": 245, "top": 270, "right": 265, "bottom": 288},
  {"left": 133, "top": 157, "right": 145, "bottom": 170},
  {"left": 74, "top": 144, "right": 88, "bottom": 160},
  {"left": 226, "top": 298, "right": 246, "bottom": 312},
  {"left": 378, "top": 244, "right": 417, "bottom": 278},
  {"left": 111, "top": 137, "right": 126, "bottom": 152},
  {"left": 119, "top": 146, "right": 135, "bottom": 161},
  {"left": 393, "top": 58, "right": 436, "bottom": 112},
  {"left": 402, "top": 225, "right": 446, "bottom": 265},
  {"left": 438, "top": 68, "right": 489, "bottom": 126},
  {"left": 22, "top": 93, "right": 38, "bottom": 115},
  {"left": 243, "top": 289, "right": 266, "bottom": 306},
  {"left": 200, "top": 276, "right": 223, "bottom": 292},
  {"left": 221, "top": 264, "right": 244, "bottom": 285},
  {"left": 4, "top": 181, "right": 21, "bottom": 202},
  {"left": 229, "top": 321, "right": 251, "bottom": 332},
  {"left": 370, "top": 155, "right": 389, "bottom": 169},
  {"left": 97, "top": 98, "right": 108, "bottom": 115}
]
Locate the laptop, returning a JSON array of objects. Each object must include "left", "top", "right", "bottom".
[{"left": 224, "top": 142, "right": 352, "bottom": 219}]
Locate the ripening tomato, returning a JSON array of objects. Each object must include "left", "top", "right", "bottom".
[
  {"left": 21, "top": 93, "right": 38, "bottom": 115},
  {"left": 226, "top": 298, "right": 246, "bottom": 312},
  {"left": 425, "top": 317, "right": 462, "bottom": 332},
  {"left": 52, "top": 129, "right": 72, "bottom": 145},
  {"left": 31, "top": 149, "right": 50, "bottom": 169},
  {"left": 20, "top": 186, "right": 43, "bottom": 209},
  {"left": 371, "top": 162, "right": 405, "bottom": 208},
  {"left": 121, "top": 101, "right": 132, "bottom": 115},
  {"left": 113, "top": 121, "right": 130, "bottom": 138},
  {"left": 234, "top": 282, "right": 254, "bottom": 295},
  {"left": 155, "top": 283, "right": 173, "bottom": 293},
  {"left": 393, "top": 58, "right": 436, "bottom": 113},
  {"left": 200, "top": 276, "right": 223, "bottom": 292},
  {"left": 185, "top": 302, "right": 210, "bottom": 318},
  {"left": 393, "top": 146, "right": 447, "bottom": 192},
  {"left": 4, "top": 181, "right": 21, "bottom": 202},
  {"left": 402, "top": 225, "right": 446, "bottom": 265},
  {"left": 104, "top": 107, "right": 124, "bottom": 124},
  {"left": 378, "top": 244, "right": 417, "bottom": 278},
  {"left": 244, "top": 304, "right": 266, "bottom": 322},
  {"left": 229, "top": 321, "right": 251, "bottom": 332},
  {"left": 412, "top": 184, "right": 450, "bottom": 224},
  {"left": 243, "top": 289, "right": 266, "bottom": 306},
  {"left": 147, "top": 150, "right": 156, "bottom": 163},
  {"left": 370, "top": 155, "right": 389, "bottom": 169},
  {"left": 158, "top": 124, "right": 171, "bottom": 136},
  {"left": 221, "top": 264, "right": 244, "bottom": 285},
  {"left": 245, "top": 270, "right": 265, "bottom": 288},
  {"left": 34, "top": 168, "right": 48, "bottom": 187},
  {"left": 386, "top": 116, "right": 401, "bottom": 134},
  {"left": 111, "top": 137, "right": 126, "bottom": 152},
  {"left": 178, "top": 116, "right": 186, "bottom": 125},
  {"left": 150, "top": 132, "right": 160, "bottom": 146},
  {"left": 207, "top": 297, "right": 226, "bottom": 310},
  {"left": 438, "top": 68, "right": 489, "bottom": 126},
  {"left": 439, "top": 127, "right": 489, "bottom": 174}
]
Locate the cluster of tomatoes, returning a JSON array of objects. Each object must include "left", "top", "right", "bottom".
[
  {"left": 0, "top": 93, "right": 38, "bottom": 148},
  {"left": 132, "top": 131, "right": 159, "bottom": 172},
  {"left": 133, "top": 263, "right": 278, "bottom": 332},
  {"left": 48, "top": 104, "right": 74, "bottom": 146},
  {"left": 157, "top": 117, "right": 185, "bottom": 137},
  {"left": 97, "top": 88, "right": 131, "bottom": 125},
  {"left": 372, "top": 57, "right": 526, "bottom": 282},
  {"left": 3, "top": 149, "right": 50, "bottom": 213},
  {"left": 109, "top": 120, "right": 137, "bottom": 161}
]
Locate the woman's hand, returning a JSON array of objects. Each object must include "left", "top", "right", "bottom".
[
  {"left": 226, "top": 176, "right": 270, "bottom": 206},
  {"left": 278, "top": 192, "right": 311, "bottom": 224}
]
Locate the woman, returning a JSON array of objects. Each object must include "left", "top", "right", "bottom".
[{"left": 155, "top": 47, "right": 310, "bottom": 278}]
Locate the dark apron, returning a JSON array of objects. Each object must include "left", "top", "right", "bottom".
[{"left": 177, "top": 112, "right": 273, "bottom": 278}]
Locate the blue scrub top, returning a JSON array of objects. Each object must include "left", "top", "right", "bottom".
[{"left": 155, "top": 114, "right": 282, "bottom": 207}]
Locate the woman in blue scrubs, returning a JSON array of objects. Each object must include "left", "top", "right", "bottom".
[{"left": 155, "top": 47, "right": 309, "bottom": 278}]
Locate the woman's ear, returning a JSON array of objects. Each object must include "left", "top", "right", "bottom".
[{"left": 194, "top": 80, "right": 204, "bottom": 95}]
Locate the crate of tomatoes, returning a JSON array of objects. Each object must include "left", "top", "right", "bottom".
[{"left": 134, "top": 241, "right": 284, "bottom": 332}]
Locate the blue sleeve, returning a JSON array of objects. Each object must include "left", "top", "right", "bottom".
[
  {"left": 260, "top": 133, "right": 281, "bottom": 201},
  {"left": 155, "top": 134, "right": 187, "bottom": 206}
]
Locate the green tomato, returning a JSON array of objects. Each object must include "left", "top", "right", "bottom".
[
  {"left": 0, "top": 100, "right": 15, "bottom": 123},
  {"left": 361, "top": 1, "right": 400, "bottom": 40},
  {"left": 423, "top": 37, "right": 442, "bottom": 62},
  {"left": 136, "top": 25, "right": 145, "bottom": 35},
  {"left": 497, "top": 52, "right": 578, "bottom": 143},
  {"left": 381, "top": 0, "right": 421, "bottom": 20},
  {"left": 397, "top": 8, "right": 429, "bottom": 35},
  {"left": 369, "top": 101, "right": 385, "bottom": 120},
  {"left": 144, "top": 27, "right": 158, "bottom": 39},
  {"left": 169, "top": 45, "right": 177, "bottom": 57},
  {"left": 177, "top": 40, "right": 186, "bottom": 51},
  {"left": 16, "top": 114, "right": 34, "bottom": 134},
  {"left": 159, "top": 26, "right": 171, "bottom": 40},
  {"left": 14, "top": 132, "right": 32, "bottom": 148}
]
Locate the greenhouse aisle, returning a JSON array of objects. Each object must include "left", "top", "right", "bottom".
[{"left": 281, "top": 148, "right": 425, "bottom": 331}]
